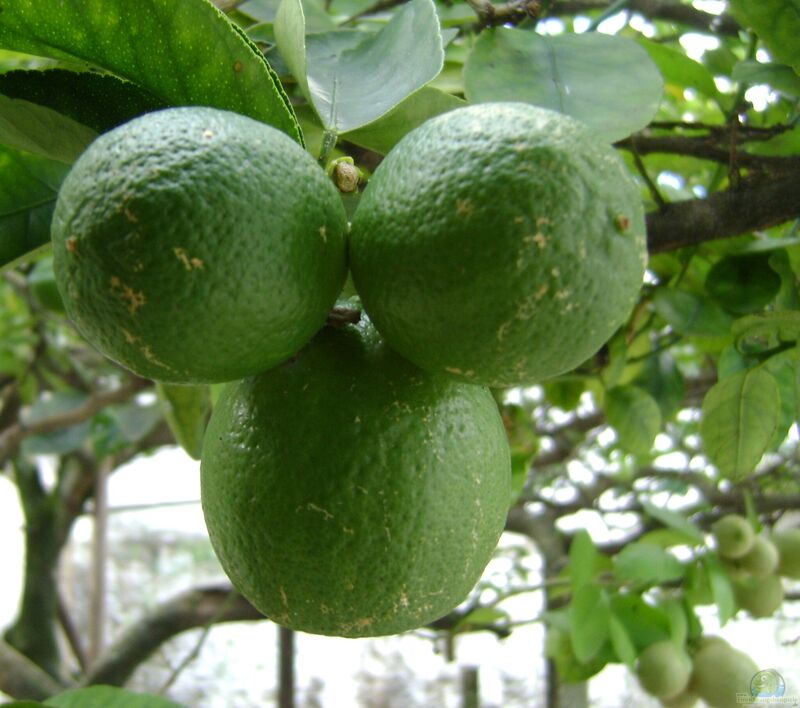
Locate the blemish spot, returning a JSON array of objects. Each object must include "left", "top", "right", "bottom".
[
  {"left": 497, "top": 321, "right": 511, "bottom": 342},
  {"left": 614, "top": 214, "right": 630, "bottom": 231},
  {"left": 141, "top": 345, "right": 173, "bottom": 370},
  {"left": 455, "top": 198, "right": 473, "bottom": 217},
  {"left": 66, "top": 236, "right": 78, "bottom": 253},
  {"left": 536, "top": 217, "right": 551, "bottom": 227},
  {"left": 122, "top": 329, "right": 138, "bottom": 344},
  {"left": 579, "top": 244, "right": 587, "bottom": 259},
  {"left": 319, "top": 226, "right": 327, "bottom": 242},
  {"left": 110, "top": 277, "right": 146, "bottom": 313},
  {"left": 302, "top": 502, "right": 334, "bottom": 520},
  {"left": 279, "top": 586, "right": 289, "bottom": 606},
  {"left": 123, "top": 207, "right": 138, "bottom": 223},
  {"left": 551, "top": 267, "right": 560, "bottom": 277},
  {"left": 530, "top": 232, "right": 547, "bottom": 249},
  {"left": 513, "top": 216, "right": 525, "bottom": 224},
  {"left": 233, "top": 60, "right": 244, "bottom": 73},
  {"left": 555, "top": 289, "right": 571, "bottom": 300},
  {"left": 534, "top": 284, "right": 549, "bottom": 300},
  {"left": 202, "top": 129, "right": 214, "bottom": 139},
  {"left": 173, "top": 247, "right": 204, "bottom": 271}
]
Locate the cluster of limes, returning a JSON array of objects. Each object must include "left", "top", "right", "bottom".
[
  {"left": 51, "top": 102, "right": 646, "bottom": 636},
  {"left": 630, "top": 516, "right": 800, "bottom": 707}
]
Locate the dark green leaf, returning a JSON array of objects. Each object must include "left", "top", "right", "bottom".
[
  {"left": 641, "top": 500, "right": 705, "bottom": 545},
  {"left": 700, "top": 367, "right": 780, "bottom": 480},
  {"left": 764, "top": 348, "right": 797, "bottom": 448},
  {"left": 277, "top": 0, "right": 444, "bottom": 133},
  {"left": 613, "top": 542, "right": 684, "bottom": 585},
  {"left": 609, "top": 593, "right": 671, "bottom": 650},
  {"left": 45, "top": 685, "right": 184, "bottom": 708},
  {"left": 156, "top": 383, "right": 211, "bottom": 460},
  {"left": 733, "top": 60, "right": 800, "bottom": 96},
  {"left": 729, "top": 0, "right": 800, "bottom": 74},
  {"left": 0, "top": 69, "right": 168, "bottom": 135},
  {"left": 653, "top": 288, "right": 733, "bottom": 337},
  {"left": 463, "top": 28, "right": 663, "bottom": 142},
  {"left": 632, "top": 353, "right": 685, "bottom": 421},
  {"left": 0, "top": 0, "right": 300, "bottom": 142},
  {"left": 0, "top": 145, "right": 67, "bottom": 269},
  {"left": 605, "top": 385, "right": 661, "bottom": 455},
  {"left": 543, "top": 376, "right": 585, "bottom": 411},
  {"left": 662, "top": 598, "right": 688, "bottom": 646},
  {"left": 0, "top": 94, "right": 96, "bottom": 163},
  {"left": 638, "top": 38, "right": 720, "bottom": 99},
  {"left": 569, "top": 584, "right": 610, "bottom": 662},
  {"left": 705, "top": 253, "right": 782, "bottom": 314}
]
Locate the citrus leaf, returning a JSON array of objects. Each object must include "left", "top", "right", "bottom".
[
  {"left": 632, "top": 352, "right": 685, "bottom": 421},
  {"left": 608, "top": 614, "right": 637, "bottom": 668},
  {"left": 639, "top": 528, "right": 705, "bottom": 548},
  {"left": 277, "top": 0, "right": 444, "bottom": 133},
  {"left": 463, "top": 28, "right": 662, "bottom": 142},
  {"left": 729, "top": 0, "right": 800, "bottom": 74},
  {"left": 44, "top": 686, "right": 184, "bottom": 708},
  {"left": 0, "top": 94, "right": 97, "bottom": 164},
  {"left": 569, "top": 584, "right": 610, "bottom": 662},
  {"left": 638, "top": 38, "right": 720, "bottom": 100},
  {"left": 156, "top": 383, "right": 211, "bottom": 460},
  {"left": 454, "top": 606, "right": 510, "bottom": 631},
  {"left": 700, "top": 367, "right": 780, "bottom": 481},
  {"left": 705, "top": 253, "right": 782, "bottom": 314},
  {"left": 0, "top": 0, "right": 301, "bottom": 142},
  {"left": 732, "top": 311, "right": 800, "bottom": 351},
  {"left": 705, "top": 555, "right": 735, "bottom": 626},
  {"left": 641, "top": 500, "right": 705, "bottom": 545},
  {"left": 609, "top": 594, "right": 671, "bottom": 650},
  {"left": 0, "top": 69, "right": 168, "bottom": 135},
  {"left": 662, "top": 598, "right": 688, "bottom": 646},
  {"left": 569, "top": 529, "right": 597, "bottom": 590},
  {"left": 613, "top": 542, "right": 684, "bottom": 585},
  {"left": 0, "top": 145, "right": 67, "bottom": 269},
  {"left": 605, "top": 385, "right": 661, "bottom": 455},
  {"left": 733, "top": 60, "right": 800, "bottom": 96},
  {"left": 653, "top": 288, "right": 733, "bottom": 337},
  {"left": 341, "top": 86, "right": 464, "bottom": 155}
]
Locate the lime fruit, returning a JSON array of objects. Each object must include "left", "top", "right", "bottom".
[
  {"left": 728, "top": 535, "right": 779, "bottom": 577},
  {"left": 52, "top": 106, "right": 347, "bottom": 383},
  {"left": 660, "top": 689, "right": 698, "bottom": 708},
  {"left": 690, "top": 641, "right": 759, "bottom": 708},
  {"left": 348, "top": 103, "right": 647, "bottom": 387},
  {"left": 733, "top": 574, "right": 784, "bottom": 618},
  {"left": 773, "top": 528, "right": 800, "bottom": 579},
  {"left": 712, "top": 515, "right": 754, "bottom": 559},
  {"left": 200, "top": 318, "right": 511, "bottom": 637},
  {"left": 636, "top": 640, "right": 692, "bottom": 699}
]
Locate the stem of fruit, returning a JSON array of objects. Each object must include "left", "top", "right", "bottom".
[{"left": 318, "top": 130, "right": 338, "bottom": 167}]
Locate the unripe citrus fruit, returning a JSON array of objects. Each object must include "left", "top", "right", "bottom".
[
  {"left": 773, "top": 528, "right": 800, "bottom": 579},
  {"left": 660, "top": 689, "right": 698, "bottom": 708},
  {"left": 712, "top": 515, "right": 754, "bottom": 559},
  {"left": 690, "top": 641, "right": 759, "bottom": 708},
  {"left": 728, "top": 535, "right": 779, "bottom": 577},
  {"left": 636, "top": 640, "right": 692, "bottom": 699},
  {"left": 349, "top": 103, "right": 647, "bottom": 387},
  {"left": 200, "top": 319, "right": 511, "bottom": 637},
  {"left": 733, "top": 574, "right": 784, "bottom": 618},
  {"left": 52, "top": 107, "right": 347, "bottom": 383}
]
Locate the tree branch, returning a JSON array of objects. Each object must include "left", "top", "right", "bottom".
[
  {"left": 646, "top": 171, "right": 800, "bottom": 253},
  {"left": 0, "top": 639, "right": 66, "bottom": 700},
  {"left": 84, "top": 584, "right": 263, "bottom": 687},
  {"left": 547, "top": 0, "right": 739, "bottom": 36}
]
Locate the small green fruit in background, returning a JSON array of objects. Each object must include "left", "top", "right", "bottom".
[
  {"left": 349, "top": 102, "right": 646, "bottom": 388},
  {"left": 730, "top": 535, "right": 779, "bottom": 577},
  {"left": 773, "top": 528, "right": 800, "bottom": 579},
  {"left": 660, "top": 688, "right": 698, "bottom": 708},
  {"left": 690, "top": 640, "right": 759, "bottom": 708},
  {"left": 733, "top": 574, "right": 784, "bottom": 618},
  {"left": 636, "top": 640, "right": 692, "bottom": 699},
  {"left": 712, "top": 514, "right": 754, "bottom": 559}
]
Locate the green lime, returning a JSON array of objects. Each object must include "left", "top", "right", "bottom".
[
  {"left": 52, "top": 107, "right": 347, "bottom": 383},
  {"left": 636, "top": 640, "right": 692, "bottom": 699},
  {"left": 712, "top": 515, "right": 754, "bottom": 560},
  {"left": 733, "top": 574, "right": 784, "bottom": 618},
  {"left": 773, "top": 528, "right": 800, "bottom": 579},
  {"left": 349, "top": 103, "right": 646, "bottom": 387},
  {"left": 690, "top": 641, "right": 759, "bottom": 708},
  {"left": 200, "top": 319, "right": 511, "bottom": 637}
]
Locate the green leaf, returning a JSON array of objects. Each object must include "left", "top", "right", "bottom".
[
  {"left": 0, "top": 0, "right": 300, "bottom": 142},
  {"left": 0, "top": 145, "right": 68, "bottom": 269},
  {"left": 543, "top": 376, "right": 585, "bottom": 411},
  {"left": 641, "top": 500, "right": 705, "bottom": 545},
  {"left": 613, "top": 542, "right": 685, "bottom": 585},
  {"left": 605, "top": 385, "right": 661, "bottom": 455},
  {"left": 763, "top": 348, "right": 797, "bottom": 448},
  {"left": 569, "top": 584, "right": 610, "bottom": 663},
  {"left": 638, "top": 38, "right": 720, "bottom": 100},
  {"left": 463, "top": 28, "right": 663, "bottom": 142},
  {"left": 632, "top": 353, "right": 685, "bottom": 421},
  {"left": 733, "top": 60, "right": 800, "bottom": 96},
  {"left": 700, "top": 367, "right": 780, "bottom": 480},
  {"left": 705, "top": 555, "right": 736, "bottom": 626},
  {"left": 156, "top": 383, "right": 212, "bottom": 460},
  {"left": 662, "top": 598, "right": 688, "bottom": 647},
  {"left": 732, "top": 311, "right": 800, "bottom": 352},
  {"left": 0, "top": 69, "right": 168, "bottom": 134},
  {"left": 341, "top": 86, "right": 464, "bottom": 155},
  {"left": 639, "top": 528, "right": 705, "bottom": 549},
  {"left": 242, "top": 0, "right": 335, "bottom": 31},
  {"left": 454, "top": 606, "right": 510, "bottom": 631},
  {"left": 729, "top": 0, "right": 800, "bottom": 74},
  {"left": 569, "top": 529, "right": 597, "bottom": 589},
  {"left": 20, "top": 392, "right": 92, "bottom": 456},
  {"left": 45, "top": 685, "right": 184, "bottom": 708},
  {"left": 706, "top": 253, "right": 782, "bottom": 314},
  {"left": 653, "top": 288, "right": 733, "bottom": 337},
  {"left": 277, "top": 0, "right": 444, "bottom": 133},
  {"left": 0, "top": 94, "right": 96, "bottom": 163},
  {"left": 609, "top": 594, "right": 671, "bottom": 650},
  {"left": 608, "top": 614, "right": 637, "bottom": 668}
]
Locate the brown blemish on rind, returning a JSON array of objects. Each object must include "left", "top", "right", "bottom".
[
  {"left": 66, "top": 236, "right": 78, "bottom": 253},
  {"left": 614, "top": 214, "right": 630, "bottom": 232},
  {"left": 123, "top": 207, "right": 138, "bottom": 223},
  {"left": 173, "top": 247, "right": 204, "bottom": 271},
  {"left": 110, "top": 276, "right": 146, "bottom": 314},
  {"left": 233, "top": 61, "right": 244, "bottom": 73},
  {"left": 455, "top": 199, "right": 473, "bottom": 218},
  {"left": 319, "top": 226, "right": 327, "bottom": 242}
]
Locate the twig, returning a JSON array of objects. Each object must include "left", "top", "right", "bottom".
[{"left": 629, "top": 137, "right": 666, "bottom": 208}]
